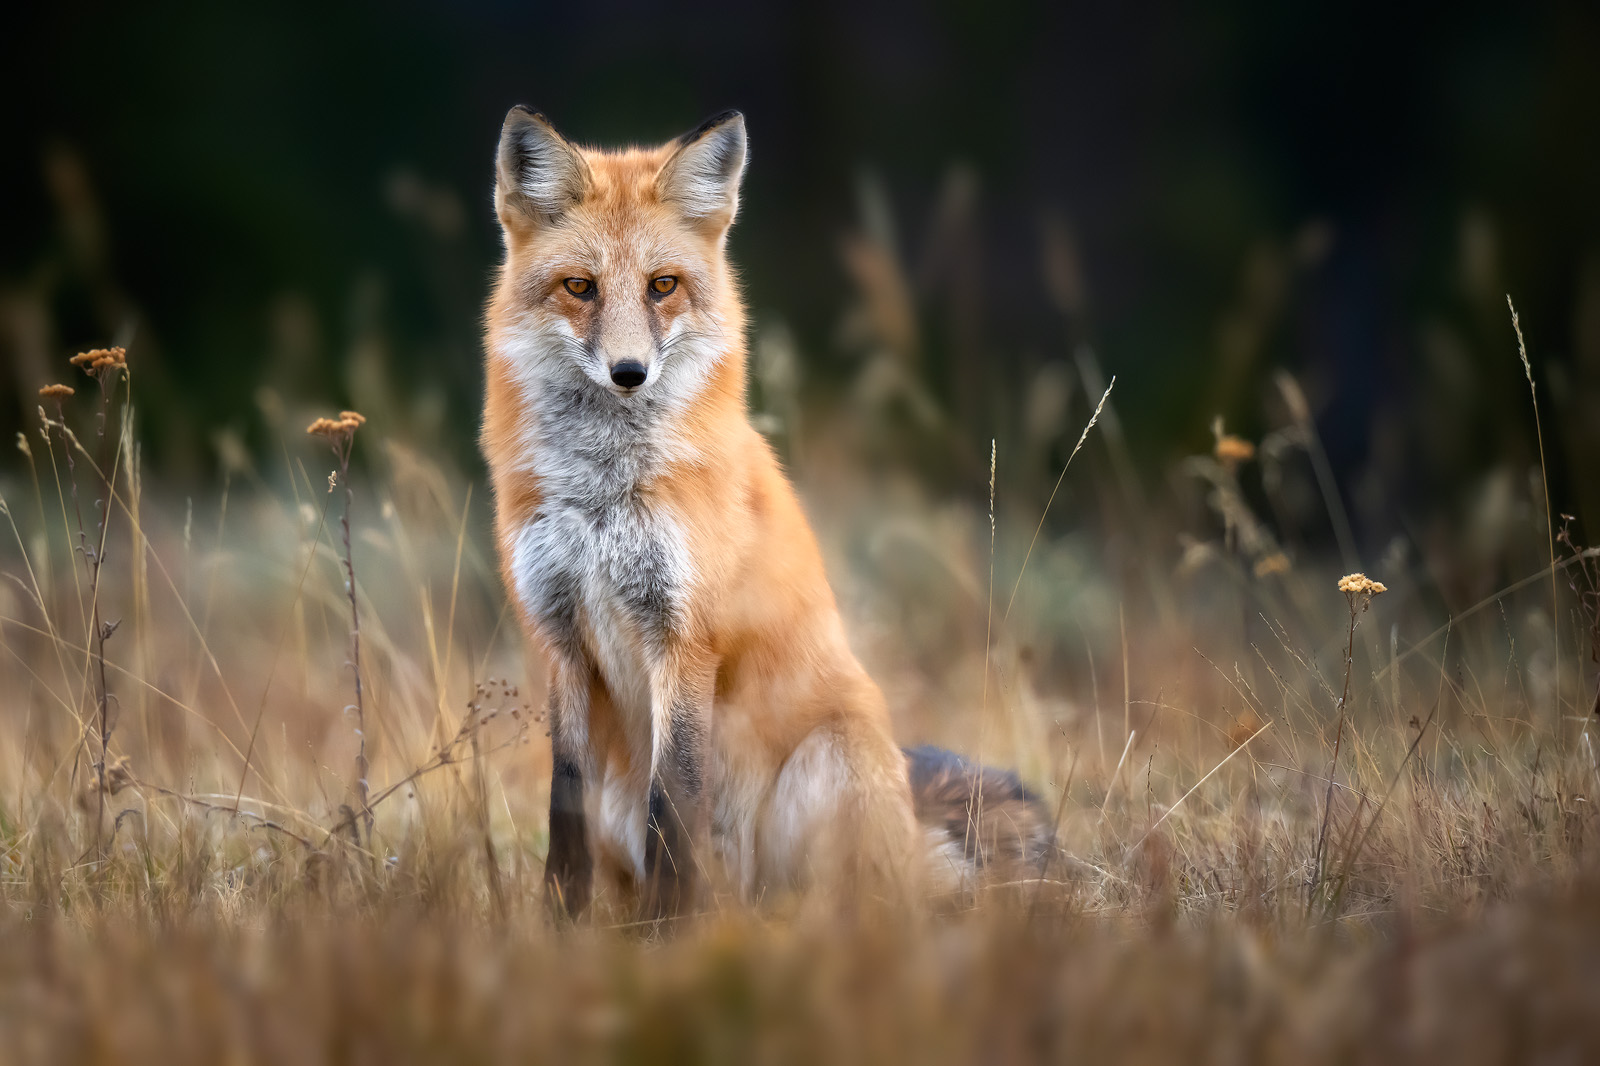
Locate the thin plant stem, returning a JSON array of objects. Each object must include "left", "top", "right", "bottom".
[
  {"left": 1507, "top": 295, "right": 1559, "bottom": 732},
  {"left": 337, "top": 444, "right": 371, "bottom": 848},
  {"left": 967, "top": 439, "right": 998, "bottom": 865},
  {"left": 87, "top": 370, "right": 123, "bottom": 866},
  {"left": 1004, "top": 377, "right": 1114, "bottom": 621},
  {"left": 1313, "top": 593, "right": 1359, "bottom": 897},
  {"left": 46, "top": 368, "right": 125, "bottom": 864}
]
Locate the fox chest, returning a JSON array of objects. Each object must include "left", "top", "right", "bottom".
[{"left": 510, "top": 496, "right": 692, "bottom": 713}]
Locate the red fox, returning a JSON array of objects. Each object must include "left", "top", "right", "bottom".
[{"left": 481, "top": 107, "right": 1051, "bottom": 918}]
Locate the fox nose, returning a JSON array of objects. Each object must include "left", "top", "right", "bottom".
[{"left": 610, "top": 361, "right": 648, "bottom": 389}]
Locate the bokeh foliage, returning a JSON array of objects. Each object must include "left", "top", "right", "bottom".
[{"left": 5, "top": 1, "right": 1600, "bottom": 549}]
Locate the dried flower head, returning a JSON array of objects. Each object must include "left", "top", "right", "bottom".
[
  {"left": 307, "top": 409, "right": 366, "bottom": 440},
  {"left": 1337, "top": 573, "right": 1387, "bottom": 596},
  {"left": 1214, "top": 435, "right": 1256, "bottom": 465},
  {"left": 76, "top": 754, "right": 134, "bottom": 810},
  {"left": 38, "top": 384, "right": 75, "bottom": 399},
  {"left": 1253, "top": 552, "right": 1291, "bottom": 578},
  {"left": 69, "top": 347, "right": 127, "bottom": 370}
]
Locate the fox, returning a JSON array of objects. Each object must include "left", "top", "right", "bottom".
[{"left": 480, "top": 106, "right": 1052, "bottom": 919}]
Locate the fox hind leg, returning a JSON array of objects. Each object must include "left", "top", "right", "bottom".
[{"left": 758, "top": 723, "right": 919, "bottom": 910}]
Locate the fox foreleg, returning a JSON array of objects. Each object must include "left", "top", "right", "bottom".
[
  {"left": 642, "top": 657, "right": 713, "bottom": 920},
  {"left": 544, "top": 657, "right": 594, "bottom": 921}
]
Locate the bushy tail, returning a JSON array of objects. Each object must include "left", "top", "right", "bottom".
[{"left": 903, "top": 745, "right": 1057, "bottom": 895}]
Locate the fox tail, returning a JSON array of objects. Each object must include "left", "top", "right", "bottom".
[{"left": 903, "top": 745, "right": 1058, "bottom": 895}]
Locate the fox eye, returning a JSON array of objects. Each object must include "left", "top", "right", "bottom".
[
  {"left": 563, "top": 278, "right": 594, "bottom": 298},
  {"left": 650, "top": 276, "right": 678, "bottom": 297}
]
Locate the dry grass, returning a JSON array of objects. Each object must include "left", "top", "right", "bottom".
[{"left": 3, "top": 306, "right": 1600, "bottom": 1062}]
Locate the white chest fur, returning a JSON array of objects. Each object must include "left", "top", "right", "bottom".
[
  {"left": 512, "top": 500, "right": 690, "bottom": 715},
  {"left": 507, "top": 378, "right": 696, "bottom": 728}
]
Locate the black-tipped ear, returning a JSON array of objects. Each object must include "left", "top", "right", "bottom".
[
  {"left": 495, "top": 106, "right": 591, "bottom": 229},
  {"left": 657, "top": 110, "right": 747, "bottom": 233}
]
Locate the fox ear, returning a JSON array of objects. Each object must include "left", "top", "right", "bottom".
[
  {"left": 496, "top": 106, "right": 590, "bottom": 230},
  {"left": 657, "top": 110, "right": 747, "bottom": 233}
]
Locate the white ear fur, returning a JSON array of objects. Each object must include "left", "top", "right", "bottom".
[
  {"left": 657, "top": 111, "right": 747, "bottom": 231},
  {"left": 496, "top": 107, "right": 590, "bottom": 226}
]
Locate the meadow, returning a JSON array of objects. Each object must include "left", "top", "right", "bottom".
[{"left": 2, "top": 272, "right": 1599, "bottom": 1063}]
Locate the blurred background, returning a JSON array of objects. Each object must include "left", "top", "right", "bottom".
[{"left": 3, "top": 0, "right": 1599, "bottom": 574}]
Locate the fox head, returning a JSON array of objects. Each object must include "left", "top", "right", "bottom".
[{"left": 489, "top": 107, "right": 747, "bottom": 400}]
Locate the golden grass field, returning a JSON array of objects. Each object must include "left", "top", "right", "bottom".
[{"left": 3, "top": 301, "right": 1600, "bottom": 1063}]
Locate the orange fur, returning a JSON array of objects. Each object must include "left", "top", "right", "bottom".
[{"left": 482, "top": 109, "right": 919, "bottom": 918}]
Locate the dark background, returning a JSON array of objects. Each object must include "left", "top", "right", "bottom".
[{"left": 4, "top": 0, "right": 1599, "bottom": 552}]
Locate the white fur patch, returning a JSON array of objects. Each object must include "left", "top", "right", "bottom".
[
  {"left": 498, "top": 113, "right": 589, "bottom": 218},
  {"left": 597, "top": 758, "right": 650, "bottom": 883},
  {"left": 658, "top": 118, "right": 747, "bottom": 224},
  {"left": 758, "top": 729, "right": 856, "bottom": 889},
  {"left": 508, "top": 478, "right": 693, "bottom": 723},
  {"left": 922, "top": 826, "right": 973, "bottom": 896}
]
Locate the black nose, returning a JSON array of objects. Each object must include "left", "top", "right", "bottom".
[{"left": 610, "top": 361, "right": 647, "bottom": 389}]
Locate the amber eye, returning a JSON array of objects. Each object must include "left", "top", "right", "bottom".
[
  {"left": 563, "top": 278, "right": 593, "bottom": 298},
  {"left": 650, "top": 276, "right": 678, "bottom": 296}
]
